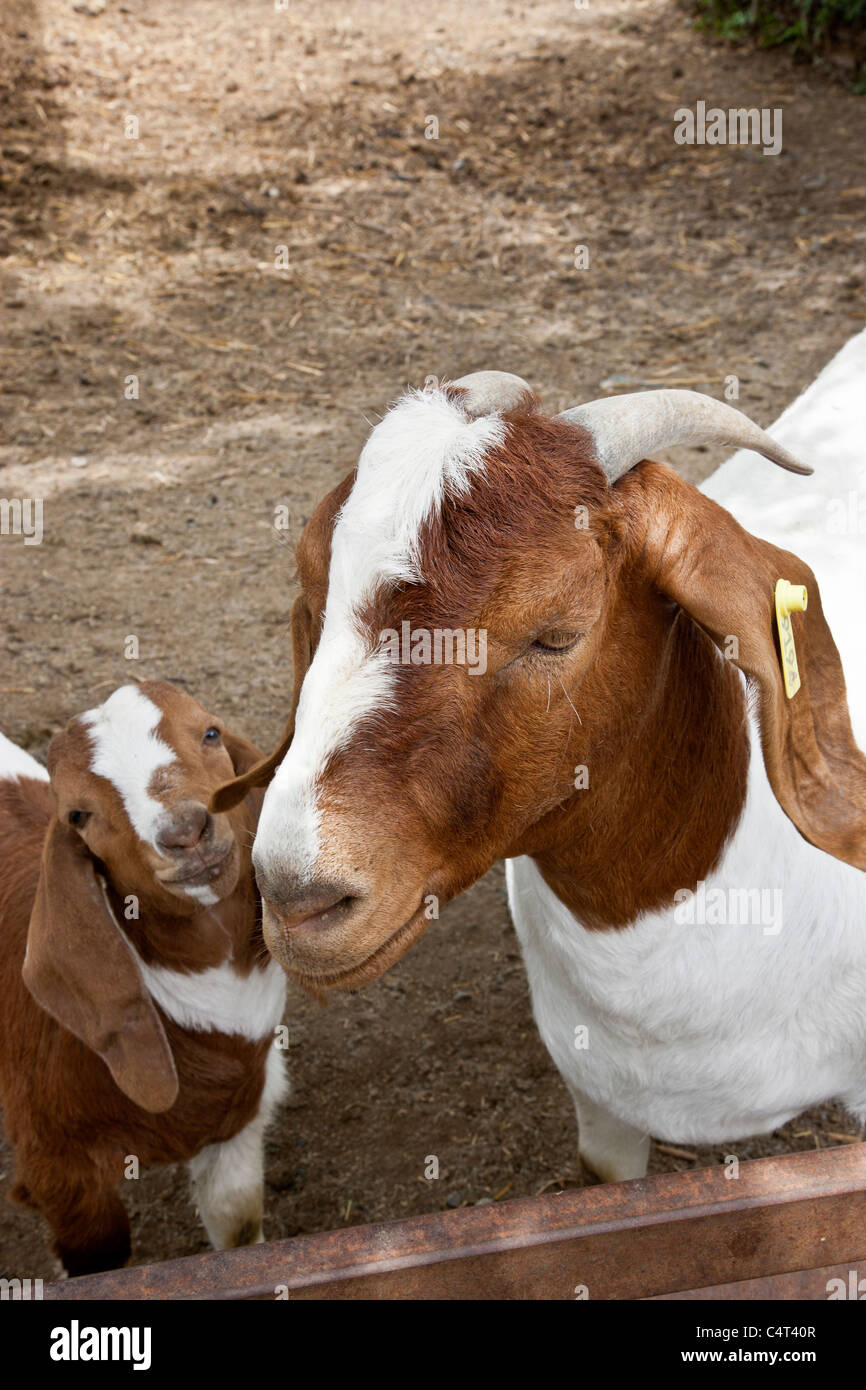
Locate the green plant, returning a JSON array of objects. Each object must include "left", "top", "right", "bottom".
[{"left": 693, "top": 0, "right": 866, "bottom": 80}]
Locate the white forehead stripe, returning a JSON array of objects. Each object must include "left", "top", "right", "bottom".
[
  {"left": 329, "top": 386, "right": 507, "bottom": 607},
  {"left": 81, "top": 686, "right": 177, "bottom": 849},
  {"left": 256, "top": 388, "right": 506, "bottom": 880}
]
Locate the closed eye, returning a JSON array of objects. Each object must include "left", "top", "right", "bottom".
[{"left": 532, "top": 629, "right": 580, "bottom": 654}]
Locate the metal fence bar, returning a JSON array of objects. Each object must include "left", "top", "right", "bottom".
[
  {"left": 45, "top": 1142, "right": 866, "bottom": 1301},
  {"left": 648, "top": 1260, "right": 866, "bottom": 1300}
]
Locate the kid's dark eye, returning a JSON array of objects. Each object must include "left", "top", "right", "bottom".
[
  {"left": 203, "top": 727, "right": 221, "bottom": 745},
  {"left": 68, "top": 810, "right": 90, "bottom": 828}
]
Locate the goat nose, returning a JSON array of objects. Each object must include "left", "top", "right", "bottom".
[
  {"left": 157, "top": 801, "right": 210, "bottom": 851},
  {"left": 254, "top": 863, "right": 357, "bottom": 930}
]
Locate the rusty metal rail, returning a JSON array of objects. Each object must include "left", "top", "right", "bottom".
[{"left": 45, "top": 1142, "right": 866, "bottom": 1301}]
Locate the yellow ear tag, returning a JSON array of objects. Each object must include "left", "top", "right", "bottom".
[{"left": 774, "top": 579, "right": 808, "bottom": 699}]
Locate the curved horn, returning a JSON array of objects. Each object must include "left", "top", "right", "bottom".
[
  {"left": 450, "top": 370, "right": 538, "bottom": 420},
  {"left": 559, "top": 389, "right": 813, "bottom": 483}
]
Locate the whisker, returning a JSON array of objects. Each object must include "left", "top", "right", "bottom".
[
  {"left": 553, "top": 711, "right": 576, "bottom": 784},
  {"left": 557, "top": 677, "right": 582, "bottom": 725}
]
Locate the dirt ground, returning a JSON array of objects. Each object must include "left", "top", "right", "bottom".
[{"left": 1, "top": 0, "right": 864, "bottom": 1280}]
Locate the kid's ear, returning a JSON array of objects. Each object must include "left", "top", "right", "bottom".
[{"left": 22, "top": 817, "right": 179, "bottom": 1112}]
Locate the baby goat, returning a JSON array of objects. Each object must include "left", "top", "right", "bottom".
[
  {"left": 216, "top": 335, "right": 866, "bottom": 1185},
  {"left": 0, "top": 681, "right": 287, "bottom": 1275}
]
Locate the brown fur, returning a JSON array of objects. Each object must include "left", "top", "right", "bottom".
[{"left": 0, "top": 682, "right": 271, "bottom": 1275}]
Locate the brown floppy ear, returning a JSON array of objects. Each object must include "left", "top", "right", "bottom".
[
  {"left": 210, "top": 593, "right": 313, "bottom": 812},
  {"left": 22, "top": 817, "right": 179, "bottom": 1112},
  {"left": 220, "top": 728, "right": 266, "bottom": 778},
  {"left": 633, "top": 462, "right": 866, "bottom": 870}
]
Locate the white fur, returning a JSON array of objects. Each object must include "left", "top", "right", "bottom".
[
  {"left": 0, "top": 731, "right": 49, "bottom": 782},
  {"left": 98, "top": 873, "right": 288, "bottom": 1042},
  {"left": 137, "top": 956, "right": 287, "bottom": 1042},
  {"left": 188, "top": 1043, "right": 289, "bottom": 1249},
  {"left": 509, "top": 729, "right": 866, "bottom": 1150},
  {"left": 183, "top": 883, "right": 219, "bottom": 908},
  {"left": 255, "top": 387, "right": 507, "bottom": 883},
  {"left": 81, "top": 686, "right": 177, "bottom": 849},
  {"left": 508, "top": 329, "right": 866, "bottom": 1170}
]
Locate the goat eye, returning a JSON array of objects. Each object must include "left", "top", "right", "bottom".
[
  {"left": 202, "top": 727, "right": 221, "bottom": 745},
  {"left": 533, "top": 630, "right": 579, "bottom": 654},
  {"left": 68, "top": 810, "right": 90, "bottom": 828}
]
